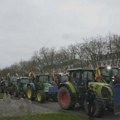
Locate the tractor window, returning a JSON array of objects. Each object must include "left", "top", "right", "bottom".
[
  {"left": 112, "top": 69, "right": 119, "bottom": 76},
  {"left": 81, "top": 71, "right": 94, "bottom": 88},
  {"left": 20, "top": 78, "right": 29, "bottom": 84},
  {"left": 101, "top": 69, "right": 111, "bottom": 77},
  {"left": 39, "top": 76, "right": 45, "bottom": 83},
  {"left": 70, "top": 71, "right": 81, "bottom": 86},
  {"left": 87, "top": 72, "right": 94, "bottom": 81},
  {"left": 82, "top": 71, "right": 94, "bottom": 81},
  {"left": 39, "top": 76, "right": 44, "bottom": 81},
  {"left": 101, "top": 68, "right": 119, "bottom": 77},
  {"left": 49, "top": 76, "right": 54, "bottom": 83},
  {"left": 82, "top": 71, "right": 88, "bottom": 81},
  {"left": 76, "top": 72, "right": 80, "bottom": 79},
  {"left": 10, "top": 77, "right": 17, "bottom": 85},
  {"left": 43, "top": 76, "right": 49, "bottom": 83},
  {"left": 61, "top": 75, "right": 68, "bottom": 83},
  {"left": 39, "top": 76, "right": 52, "bottom": 83}
]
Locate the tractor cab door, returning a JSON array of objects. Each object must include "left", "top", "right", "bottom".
[
  {"left": 69, "top": 71, "right": 82, "bottom": 91},
  {"left": 82, "top": 71, "right": 94, "bottom": 89}
]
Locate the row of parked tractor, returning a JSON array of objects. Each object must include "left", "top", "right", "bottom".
[
  {"left": 0, "top": 74, "right": 61, "bottom": 102},
  {"left": 0, "top": 66, "right": 120, "bottom": 117}
]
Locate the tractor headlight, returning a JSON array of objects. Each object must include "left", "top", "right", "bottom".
[{"left": 106, "top": 65, "right": 111, "bottom": 70}]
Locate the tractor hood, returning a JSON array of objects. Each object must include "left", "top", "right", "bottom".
[
  {"left": 89, "top": 82, "right": 109, "bottom": 87},
  {"left": 88, "top": 82, "right": 113, "bottom": 99}
]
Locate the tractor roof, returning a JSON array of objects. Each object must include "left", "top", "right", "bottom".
[
  {"left": 67, "top": 68, "right": 95, "bottom": 72},
  {"left": 17, "top": 77, "right": 29, "bottom": 80},
  {"left": 35, "top": 74, "right": 51, "bottom": 77},
  {"left": 99, "top": 66, "right": 119, "bottom": 69}
]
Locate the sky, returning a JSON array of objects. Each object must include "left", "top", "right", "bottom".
[{"left": 0, "top": 0, "right": 120, "bottom": 69}]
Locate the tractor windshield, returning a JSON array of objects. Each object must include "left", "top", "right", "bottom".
[
  {"left": 112, "top": 69, "right": 119, "bottom": 76},
  {"left": 38, "top": 75, "right": 53, "bottom": 84},
  {"left": 61, "top": 74, "right": 69, "bottom": 83},
  {"left": 82, "top": 71, "right": 94, "bottom": 82},
  {"left": 9, "top": 77, "right": 18, "bottom": 85},
  {"left": 20, "top": 78, "right": 30, "bottom": 84},
  {"left": 69, "top": 70, "right": 94, "bottom": 87},
  {"left": 101, "top": 68, "right": 119, "bottom": 77}
]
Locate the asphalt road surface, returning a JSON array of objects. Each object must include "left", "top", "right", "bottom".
[
  {"left": 0, "top": 96, "right": 120, "bottom": 120},
  {"left": 36, "top": 101, "right": 120, "bottom": 120}
]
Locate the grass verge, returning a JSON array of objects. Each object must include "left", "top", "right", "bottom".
[{"left": 0, "top": 113, "right": 88, "bottom": 120}]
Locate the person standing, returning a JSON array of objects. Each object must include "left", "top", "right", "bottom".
[{"left": 85, "top": 85, "right": 96, "bottom": 120}]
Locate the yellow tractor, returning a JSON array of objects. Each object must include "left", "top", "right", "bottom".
[{"left": 58, "top": 68, "right": 113, "bottom": 117}]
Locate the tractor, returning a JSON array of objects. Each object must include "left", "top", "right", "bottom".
[
  {"left": 99, "top": 66, "right": 120, "bottom": 88},
  {"left": 99, "top": 66, "right": 119, "bottom": 84},
  {"left": 5, "top": 76, "right": 31, "bottom": 97},
  {"left": 26, "top": 74, "right": 58, "bottom": 103},
  {"left": 5, "top": 76, "right": 18, "bottom": 95},
  {"left": 58, "top": 68, "right": 113, "bottom": 117},
  {"left": 54, "top": 73, "right": 69, "bottom": 85},
  {"left": 14, "top": 77, "right": 31, "bottom": 97}
]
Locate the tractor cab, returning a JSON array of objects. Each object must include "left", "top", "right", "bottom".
[
  {"left": 26, "top": 74, "right": 58, "bottom": 102},
  {"left": 68, "top": 68, "right": 95, "bottom": 92},
  {"left": 35, "top": 74, "right": 56, "bottom": 87},
  {"left": 100, "top": 66, "right": 119, "bottom": 84},
  {"left": 58, "top": 68, "right": 113, "bottom": 117},
  {"left": 58, "top": 68, "right": 95, "bottom": 110}
]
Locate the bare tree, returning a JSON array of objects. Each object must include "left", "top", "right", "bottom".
[{"left": 82, "top": 37, "right": 107, "bottom": 68}]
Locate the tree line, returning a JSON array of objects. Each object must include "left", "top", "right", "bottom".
[{"left": 0, "top": 34, "right": 120, "bottom": 77}]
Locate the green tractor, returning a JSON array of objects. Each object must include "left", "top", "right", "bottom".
[
  {"left": 26, "top": 74, "right": 58, "bottom": 103},
  {"left": 15, "top": 77, "right": 31, "bottom": 97},
  {"left": 5, "top": 76, "right": 18, "bottom": 95},
  {"left": 58, "top": 68, "right": 113, "bottom": 117}
]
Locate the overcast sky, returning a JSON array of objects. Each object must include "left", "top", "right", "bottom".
[{"left": 0, "top": 0, "right": 120, "bottom": 69}]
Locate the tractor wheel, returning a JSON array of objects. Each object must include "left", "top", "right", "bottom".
[
  {"left": 13, "top": 89, "right": 18, "bottom": 97},
  {"left": 0, "top": 88, "right": 2, "bottom": 93},
  {"left": 36, "top": 90, "right": 46, "bottom": 103},
  {"left": 0, "top": 87, "right": 4, "bottom": 93},
  {"left": 58, "top": 86, "right": 75, "bottom": 110},
  {"left": 26, "top": 86, "right": 34, "bottom": 100},
  {"left": 84, "top": 99, "right": 104, "bottom": 117}
]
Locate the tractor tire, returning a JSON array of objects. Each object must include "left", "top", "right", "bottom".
[
  {"left": 84, "top": 99, "right": 104, "bottom": 117},
  {"left": 1, "top": 87, "right": 5, "bottom": 93},
  {"left": 13, "top": 88, "right": 18, "bottom": 97},
  {"left": 58, "top": 86, "right": 75, "bottom": 110},
  {"left": 20, "top": 91, "right": 26, "bottom": 98},
  {"left": 0, "top": 88, "right": 2, "bottom": 93},
  {"left": 0, "top": 87, "right": 4, "bottom": 93},
  {"left": 36, "top": 90, "right": 46, "bottom": 103},
  {"left": 26, "top": 86, "right": 34, "bottom": 100}
]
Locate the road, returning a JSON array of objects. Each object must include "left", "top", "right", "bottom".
[
  {"left": 0, "top": 97, "right": 120, "bottom": 119},
  {"left": 35, "top": 101, "right": 120, "bottom": 120}
]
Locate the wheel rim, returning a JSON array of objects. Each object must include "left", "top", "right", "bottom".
[
  {"left": 60, "top": 91, "right": 69, "bottom": 105},
  {"left": 37, "top": 93, "right": 42, "bottom": 102},
  {"left": 27, "top": 88, "right": 31, "bottom": 98}
]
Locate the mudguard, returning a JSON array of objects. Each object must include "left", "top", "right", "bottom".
[
  {"left": 59, "top": 81, "right": 76, "bottom": 94},
  {"left": 27, "top": 83, "right": 36, "bottom": 91}
]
